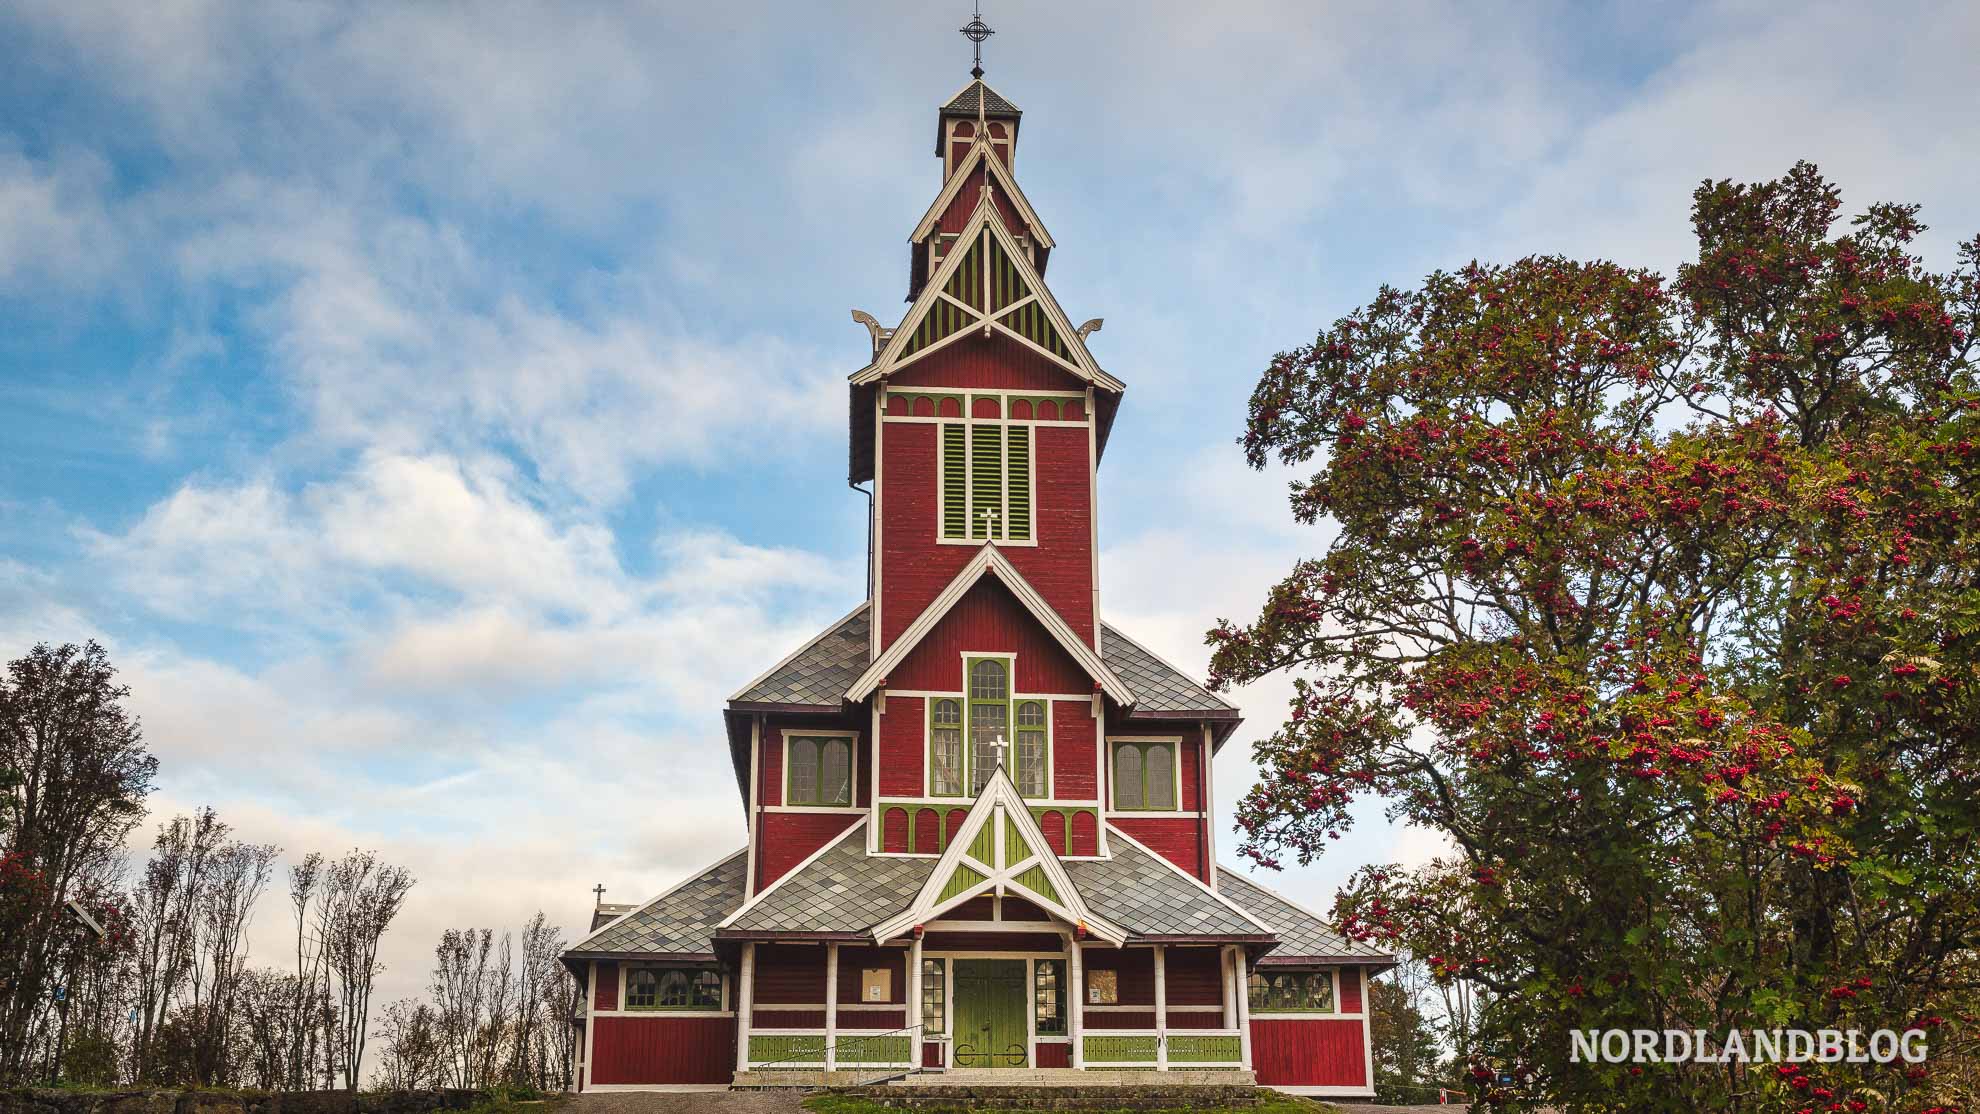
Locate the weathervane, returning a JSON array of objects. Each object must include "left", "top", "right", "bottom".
[{"left": 960, "top": 2, "right": 994, "bottom": 79}]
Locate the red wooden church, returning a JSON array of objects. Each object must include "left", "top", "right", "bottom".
[{"left": 563, "top": 62, "right": 1391, "bottom": 1097}]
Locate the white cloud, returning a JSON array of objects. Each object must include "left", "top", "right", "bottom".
[{"left": 0, "top": 149, "right": 118, "bottom": 294}]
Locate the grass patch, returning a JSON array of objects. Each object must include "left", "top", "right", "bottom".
[{"left": 803, "top": 1095, "right": 1338, "bottom": 1114}]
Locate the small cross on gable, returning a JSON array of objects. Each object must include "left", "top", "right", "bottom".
[{"left": 978, "top": 507, "right": 1001, "bottom": 539}]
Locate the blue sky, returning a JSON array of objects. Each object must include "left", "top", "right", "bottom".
[{"left": 4, "top": 0, "right": 1977, "bottom": 1007}]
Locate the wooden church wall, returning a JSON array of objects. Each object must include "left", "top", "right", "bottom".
[{"left": 886, "top": 579, "right": 1089, "bottom": 692}]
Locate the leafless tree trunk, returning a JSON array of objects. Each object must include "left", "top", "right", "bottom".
[
  {"left": 320, "top": 850, "right": 414, "bottom": 1089},
  {"left": 191, "top": 839, "right": 276, "bottom": 1084},
  {"left": 286, "top": 853, "right": 322, "bottom": 1090},
  {"left": 129, "top": 810, "right": 222, "bottom": 1082},
  {"left": 430, "top": 928, "right": 492, "bottom": 1089}
]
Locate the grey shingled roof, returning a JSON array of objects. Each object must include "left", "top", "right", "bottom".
[
  {"left": 574, "top": 850, "right": 749, "bottom": 957},
  {"left": 728, "top": 605, "right": 1229, "bottom": 719},
  {"left": 733, "top": 605, "right": 870, "bottom": 706},
  {"left": 724, "top": 824, "right": 935, "bottom": 935},
  {"left": 941, "top": 79, "right": 1021, "bottom": 118},
  {"left": 1101, "top": 624, "right": 1236, "bottom": 715},
  {"left": 1216, "top": 868, "right": 1392, "bottom": 961},
  {"left": 1067, "top": 834, "right": 1267, "bottom": 939}
]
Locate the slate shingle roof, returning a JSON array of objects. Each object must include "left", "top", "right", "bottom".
[
  {"left": 724, "top": 823, "right": 936, "bottom": 935},
  {"left": 1216, "top": 867, "right": 1393, "bottom": 962},
  {"left": 1066, "top": 834, "right": 1268, "bottom": 939},
  {"left": 727, "top": 603, "right": 1228, "bottom": 721},
  {"left": 1101, "top": 624, "right": 1236, "bottom": 715},
  {"left": 732, "top": 605, "right": 870, "bottom": 706},
  {"left": 940, "top": 79, "right": 1021, "bottom": 118},
  {"left": 573, "top": 850, "right": 748, "bottom": 957}
]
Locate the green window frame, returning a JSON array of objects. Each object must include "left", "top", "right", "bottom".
[
  {"left": 1247, "top": 970, "right": 1336, "bottom": 1013},
  {"left": 921, "top": 958, "right": 947, "bottom": 1035},
  {"left": 937, "top": 418, "right": 1034, "bottom": 543},
  {"left": 1015, "top": 700, "right": 1048, "bottom": 797},
  {"left": 967, "top": 657, "right": 1010, "bottom": 795},
  {"left": 1111, "top": 740, "right": 1177, "bottom": 811},
  {"left": 1034, "top": 958, "right": 1067, "bottom": 1035},
  {"left": 626, "top": 967, "right": 722, "bottom": 1011},
  {"left": 787, "top": 735, "right": 854, "bottom": 807},
  {"left": 929, "top": 699, "right": 964, "bottom": 797}
]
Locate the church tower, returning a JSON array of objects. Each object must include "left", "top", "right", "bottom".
[{"left": 565, "top": 20, "right": 1390, "bottom": 1094}]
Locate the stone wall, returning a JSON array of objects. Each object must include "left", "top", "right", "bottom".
[{"left": 0, "top": 1091, "right": 486, "bottom": 1114}]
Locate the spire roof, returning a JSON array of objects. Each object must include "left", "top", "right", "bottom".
[{"left": 941, "top": 78, "right": 1022, "bottom": 118}]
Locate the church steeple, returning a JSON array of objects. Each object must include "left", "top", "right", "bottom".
[{"left": 938, "top": 80, "right": 1021, "bottom": 174}]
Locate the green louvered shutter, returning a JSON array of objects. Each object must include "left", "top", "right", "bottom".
[
  {"left": 970, "top": 423, "right": 1003, "bottom": 538},
  {"left": 941, "top": 424, "right": 968, "bottom": 539},
  {"left": 1005, "top": 425, "right": 1031, "bottom": 540}
]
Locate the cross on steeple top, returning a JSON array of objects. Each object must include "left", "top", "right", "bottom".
[{"left": 960, "top": 3, "right": 994, "bottom": 80}]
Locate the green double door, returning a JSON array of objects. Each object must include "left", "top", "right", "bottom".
[{"left": 952, "top": 959, "right": 1028, "bottom": 1068}]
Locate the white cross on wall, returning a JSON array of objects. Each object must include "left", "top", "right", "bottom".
[
  {"left": 992, "top": 733, "right": 1010, "bottom": 769},
  {"left": 978, "top": 507, "right": 1000, "bottom": 535}
]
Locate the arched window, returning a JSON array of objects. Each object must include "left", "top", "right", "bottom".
[
  {"left": 1111, "top": 741, "right": 1178, "bottom": 811},
  {"left": 1015, "top": 701, "right": 1047, "bottom": 796},
  {"left": 1145, "top": 743, "right": 1173, "bottom": 809},
  {"left": 1115, "top": 744, "right": 1142, "bottom": 810},
  {"left": 968, "top": 658, "right": 1009, "bottom": 794},
  {"left": 625, "top": 967, "right": 723, "bottom": 1011},
  {"left": 658, "top": 970, "right": 691, "bottom": 1008},
  {"left": 787, "top": 735, "right": 853, "bottom": 806},
  {"left": 626, "top": 968, "right": 658, "bottom": 1009},
  {"left": 930, "top": 699, "right": 963, "bottom": 796}
]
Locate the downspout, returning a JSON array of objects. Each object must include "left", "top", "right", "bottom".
[{"left": 850, "top": 479, "right": 874, "bottom": 598}]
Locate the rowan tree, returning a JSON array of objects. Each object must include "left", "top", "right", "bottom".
[{"left": 1210, "top": 163, "right": 1980, "bottom": 1112}]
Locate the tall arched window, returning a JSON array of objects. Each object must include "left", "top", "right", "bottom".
[
  {"left": 930, "top": 699, "right": 963, "bottom": 796},
  {"left": 1111, "top": 741, "right": 1177, "bottom": 811},
  {"left": 787, "top": 735, "right": 853, "bottom": 806},
  {"left": 1015, "top": 701, "right": 1047, "bottom": 796},
  {"left": 968, "top": 658, "right": 1008, "bottom": 794}
]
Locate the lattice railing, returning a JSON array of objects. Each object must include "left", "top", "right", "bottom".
[{"left": 745, "top": 1027, "right": 915, "bottom": 1071}]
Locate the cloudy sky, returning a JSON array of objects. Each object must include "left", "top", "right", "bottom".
[{"left": 3, "top": 0, "right": 1977, "bottom": 1016}]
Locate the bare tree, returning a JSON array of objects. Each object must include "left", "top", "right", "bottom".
[
  {"left": 286, "top": 852, "right": 323, "bottom": 1090},
  {"left": 376, "top": 998, "right": 444, "bottom": 1090},
  {"left": 189, "top": 839, "right": 276, "bottom": 1084},
  {"left": 320, "top": 851, "right": 414, "bottom": 1089},
  {"left": 430, "top": 928, "right": 493, "bottom": 1089},
  {"left": 129, "top": 809, "right": 223, "bottom": 1082}
]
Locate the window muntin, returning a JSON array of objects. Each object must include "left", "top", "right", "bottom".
[
  {"left": 921, "top": 958, "right": 947, "bottom": 1035},
  {"left": 1034, "top": 959, "right": 1067, "bottom": 1035},
  {"left": 788, "top": 735, "right": 853, "bottom": 806},
  {"left": 967, "top": 658, "right": 1009, "bottom": 795},
  {"left": 1111, "top": 741, "right": 1177, "bottom": 811},
  {"left": 1247, "top": 970, "right": 1336, "bottom": 1013},
  {"left": 938, "top": 418, "right": 1034, "bottom": 543},
  {"left": 627, "top": 967, "right": 721, "bottom": 1011},
  {"left": 930, "top": 699, "right": 964, "bottom": 797},
  {"left": 1015, "top": 701, "right": 1047, "bottom": 797}
]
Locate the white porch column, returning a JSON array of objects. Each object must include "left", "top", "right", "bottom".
[
  {"left": 1221, "top": 945, "right": 1238, "bottom": 1028},
  {"left": 1235, "top": 949, "right": 1253, "bottom": 1069},
  {"left": 824, "top": 942, "right": 840, "bottom": 1072},
  {"left": 908, "top": 936, "right": 924, "bottom": 1070},
  {"left": 1068, "top": 938, "right": 1084, "bottom": 1068},
  {"left": 1153, "top": 944, "right": 1168, "bottom": 1071},
  {"left": 736, "top": 943, "right": 756, "bottom": 1074}
]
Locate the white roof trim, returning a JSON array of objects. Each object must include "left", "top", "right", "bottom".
[
  {"left": 1104, "top": 823, "right": 1275, "bottom": 935},
  {"left": 872, "top": 765, "right": 1125, "bottom": 945},
  {"left": 727, "top": 601, "right": 869, "bottom": 703},
  {"left": 850, "top": 196, "right": 1123, "bottom": 393},
  {"left": 715, "top": 816, "right": 867, "bottom": 930},
  {"left": 570, "top": 847, "right": 749, "bottom": 952},
  {"left": 911, "top": 135, "right": 1055, "bottom": 250},
  {"left": 844, "top": 544, "right": 1131, "bottom": 705}
]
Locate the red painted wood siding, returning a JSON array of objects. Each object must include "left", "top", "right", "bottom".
[
  {"left": 593, "top": 962, "right": 618, "bottom": 1010},
  {"left": 923, "top": 931, "right": 1062, "bottom": 952},
  {"left": 1079, "top": 947, "right": 1154, "bottom": 1005},
  {"left": 888, "top": 334, "right": 1079, "bottom": 393},
  {"left": 837, "top": 1009, "right": 907, "bottom": 1030},
  {"left": 757, "top": 813, "right": 860, "bottom": 890},
  {"left": 1035, "top": 1042, "right": 1071, "bottom": 1068},
  {"left": 752, "top": 944, "right": 826, "bottom": 1003},
  {"left": 590, "top": 1016, "right": 733, "bottom": 1085},
  {"left": 882, "top": 807, "right": 909, "bottom": 852},
  {"left": 878, "top": 699, "right": 926, "bottom": 797},
  {"left": 1070, "top": 811, "right": 1097, "bottom": 856},
  {"left": 752, "top": 1008, "right": 826, "bottom": 1027},
  {"left": 1052, "top": 702, "right": 1096, "bottom": 800},
  {"left": 886, "top": 580, "right": 1088, "bottom": 693},
  {"left": 1340, "top": 968, "right": 1364, "bottom": 1013},
  {"left": 1166, "top": 1011, "right": 1227, "bottom": 1029},
  {"left": 836, "top": 946, "right": 907, "bottom": 1005},
  {"left": 1112, "top": 817, "right": 1206, "bottom": 881},
  {"left": 1083, "top": 1011, "right": 1155, "bottom": 1030},
  {"left": 1163, "top": 947, "right": 1224, "bottom": 1006},
  {"left": 1251, "top": 1018, "right": 1369, "bottom": 1088}
]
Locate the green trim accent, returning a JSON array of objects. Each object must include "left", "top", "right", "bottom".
[
  {"left": 1013, "top": 698, "right": 1047, "bottom": 796},
  {"left": 1002, "top": 815, "right": 1032, "bottom": 867},
  {"left": 967, "top": 820, "right": 998, "bottom": 867},
  {"left": 1005, "top": 426, "right": 1032, "bottom": 540},
  {"left": 965, "top": 656, "right": 1011, "bottom": 795},
  {"left": 954, "top": 959, "right": 1029, "bottom": 1068},
  {"left": 1110, "top": 740, "right": 1181, "bottom": 812},
  {"left": 1082, "top": 1034, "right": 1158, "bottom": 1063},
  {"left": 1012, "top": 864, "right": 1059, "bottom": 906},
  {"left": 940, "top": 862, "right": 988, "bottom": 903},
  {"left": 996, "top": 300, "right": 1073, "bottom": 360},
  {"left": 836, "top": 1034, "right": 911, "bottom": 1065},
  {"left": 748, "top": 1035, "right": 824, "bottom": 1065},
  {"left": 969, "top": 424, "right": 1002, "bottom": 538},
  {"left": 1169, "top": 1035, "right": 1243, "bottom": 1063}
]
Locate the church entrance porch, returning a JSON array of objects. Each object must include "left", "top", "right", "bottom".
[{"left": 951, "top": 959, "right": 1029, "bottom": 1067}]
